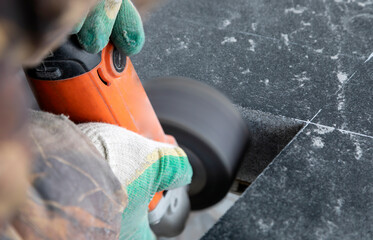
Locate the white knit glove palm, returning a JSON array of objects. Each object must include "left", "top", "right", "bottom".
[{"left": 78, "top": 123, "right": 193, "bottom": 240}]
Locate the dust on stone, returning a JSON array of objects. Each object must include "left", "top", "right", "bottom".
[
  {"left": 221, "top": 37, "right": 237, "bottom": 45},
  {"left": 312, "top": 136, "right": 324, "bottom": 148}
]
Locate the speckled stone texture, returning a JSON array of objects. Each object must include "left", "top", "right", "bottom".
[
  {"left": 133, "top": 0, "right": 371, "bottom": 120},
  {"left": 315, "top": 59, "right": 373, "bottom": 136},
  {"left": 132, "top": 0, "right": 373, "bottom": 238},
  {"left": 203, "top": 124, "right": 373, "bottom": 240},
  {"left": 236, "top": 108, "right": 304, "bottom": 183}
]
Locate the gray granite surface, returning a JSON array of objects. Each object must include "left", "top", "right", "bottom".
[
  {"left": 133, "top": 0, "right": 370, "bottom": 120},
  {"left": 132, "top": 0, "right": 373, "bottom": 238},
  {"left": 315, "top": 59, "right": 373, "bottom": 136},
  {"left": 203, "top": 124, "right": 373, "bottom": 239},
  {"left": 236, "top": 108, "right": 304, "bottom": 183}
]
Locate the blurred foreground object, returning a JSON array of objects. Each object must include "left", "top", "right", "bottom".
[
  {"left": 0, "top": 0, "right": 96, "bottom": 233},
  {"left": 0, "top": 0, "right": 96, "bottom": 67},
  {"left": 0, "top": 111, "right": 127, "bottom": 239},
  {"left": 0, "top": 69, "right": 29, "bottom": 223}
]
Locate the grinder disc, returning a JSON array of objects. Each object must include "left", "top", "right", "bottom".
[{"left": 144, "top": 77, "right": 249, "bottom": 210}]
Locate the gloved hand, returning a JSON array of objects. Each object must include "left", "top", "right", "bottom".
[
  {"left": 72, "top": 0, "right": 145, "bottom": 55},
  {"left": 79, "top": 123, "right": 193, "bottom": 239}
]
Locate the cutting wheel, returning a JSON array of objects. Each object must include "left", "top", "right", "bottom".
[{"left": 144, "top": 77, "right": 249, "bottom": 210}]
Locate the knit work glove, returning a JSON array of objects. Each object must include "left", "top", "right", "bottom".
[
  {"left": 79, "top": 123, "right": 193, "bottom": 239},
  {"left": 72, "top": 0, "right": 145, "bottom": 55}
]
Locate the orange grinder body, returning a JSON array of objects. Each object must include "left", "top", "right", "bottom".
[{"left": 26, "top": 40, "right": 173, "bottom": 211}]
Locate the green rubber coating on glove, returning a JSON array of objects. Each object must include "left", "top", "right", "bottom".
[
  {"left": 119, "top": 155, "right": 193, "bottom": 239},
  {"left": 111, "top": 0, "right": 145, "bottom": 56},
  {"left": 73, "top": 0, "right": 144, "bottom": 55},
  {"left": 76, "top": 1, "right": 119, "bottom": 53}
]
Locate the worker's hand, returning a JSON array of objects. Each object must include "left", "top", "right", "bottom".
[
  {"left": 72, "top": 0, "right": 145, "bottom": 55},
  {"left": 79, "top": 123, "right": 193, "bottom": 239}
]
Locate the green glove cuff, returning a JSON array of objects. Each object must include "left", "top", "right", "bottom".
[{"left": 120, "top": 153, "right": 193, "bottom": 239}]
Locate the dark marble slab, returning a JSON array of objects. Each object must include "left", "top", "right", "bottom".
[
  {"left": 132, "top": 0, "right": 366, "bottom": 121},
  {"left": 203, "top": 124, "right": 373, "bottom": 240},
  {"left": 132, "top": 0, "right": 373, "bottom": 238},
  {"left": 148, "top": 0, "right": 373, "bottom": 58},
  {"left": 314, "top": 58, "right": 373, "bottom": 136},
  {"left": 236, "top": 107, "right": 304, "bottom": 183}
]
